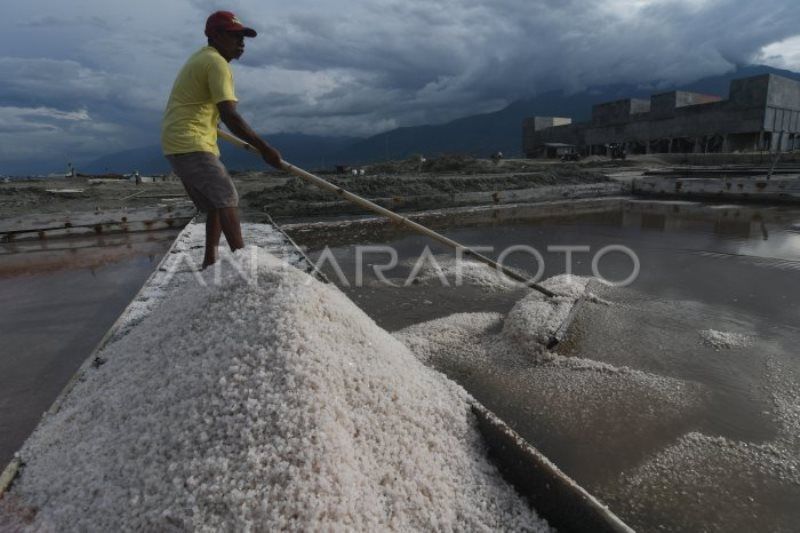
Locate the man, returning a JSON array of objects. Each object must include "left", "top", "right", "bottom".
[{"left": 161, "top": 10, "right": 282, "bottom": 268}]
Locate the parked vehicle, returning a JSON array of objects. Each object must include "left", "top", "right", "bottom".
[{"left": 608, "top": 143, "right": 627, "bottom": 160}]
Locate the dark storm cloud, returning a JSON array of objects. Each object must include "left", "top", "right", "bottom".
[
  {"left": 23, "top": 15, "right": 113, "bottom": 30},
  {"left": 232, "top": 0, "right": 800, "bottom": 136},
  {"left": 1, "top": 0, "right": 799, "bottom": 172}
]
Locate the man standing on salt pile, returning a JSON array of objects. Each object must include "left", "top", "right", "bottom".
[{"left": 161, "top": 11, "right": 282, "bottom": 268}]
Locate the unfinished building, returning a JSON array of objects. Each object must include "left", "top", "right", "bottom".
[{"left": 523, "top": 74, "right": 800, "bottom": 157}]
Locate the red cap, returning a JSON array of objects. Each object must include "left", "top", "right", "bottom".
[{"left": 205, "top": 11, "right": 257, "bottom": 38}]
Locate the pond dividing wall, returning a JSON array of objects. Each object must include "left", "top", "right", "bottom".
[{"left": 633, "top": 175, "right": 800, "bottom": 203}]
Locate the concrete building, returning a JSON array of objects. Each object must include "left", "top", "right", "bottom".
[{"left": 523, "top": 74, "right": 800, "bottom": 157}]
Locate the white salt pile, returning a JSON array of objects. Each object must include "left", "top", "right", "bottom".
[
  {"left": 606, "top": 431, "right": 800, "bottom": 532},
  {"left": 397, "top": 312, "right": 505, "bottom": 366},
  {"left": 699, "top": 328, "right": 756, "bottom": 350},
  {"left": 502, "top": 274, "right": 591, "bottom": 352},
  {"left": 2, "top": 247, "right": 550, "bottom": 532},
  {"left": 597, "top": 334, "right": 800, "bottom": 531},
  {"left": 395, "top": 276, "right": 707, "bottom": 481},
  {"left": 398, "top": 274, "right": 610, "bottom": 365},
  {"left": 397, "top": 275, "right": 632, "bottom": 373},
  {"left": 118, "top": 222, "right": 305, "bottom": 332},
  {"left": 400, "top": 254, "right": 523, "bottom": 291}
]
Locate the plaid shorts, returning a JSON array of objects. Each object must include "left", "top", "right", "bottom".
[{"left": 166, "top": 152, "right": 238, "bottom": 211}]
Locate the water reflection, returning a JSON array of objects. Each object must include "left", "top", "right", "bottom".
[
  {"left": 0, "top": 231, "right": 176, "bottom": 278},
  {"left": 0, "top": 229, "right": 179, "bottom": 466}
]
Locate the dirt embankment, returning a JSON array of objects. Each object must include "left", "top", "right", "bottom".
[
  {"left": 241, "top": 156, "right": 629, "bottom": 216},
  {"left": 0, "top": 179, "right": 188, "bottom": 219},
  {"left": 0, "top": 155, "right": 639, "bottom": 221},
  {"left": 360, "top": 154, "right": 641, "bottom": 175}
]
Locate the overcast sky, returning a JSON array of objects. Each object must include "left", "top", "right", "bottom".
[{"left": 2, "top": 0, "right": 800, "bottom": 173}]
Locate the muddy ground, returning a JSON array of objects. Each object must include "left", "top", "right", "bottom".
[{"left": 0, "top": 155, "right": 647, "bottom": 222}]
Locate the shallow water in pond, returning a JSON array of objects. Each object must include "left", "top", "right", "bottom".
[
  {"left": 289, "top": 199, "right": 800, "bottom": 533},
  {"left": 0, "top": 230, "right": 179, "bottom": 467}
]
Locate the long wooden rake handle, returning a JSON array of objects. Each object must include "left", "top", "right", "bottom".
[{"left": 217, "top": 129, "right": 556, "bottom": 298}]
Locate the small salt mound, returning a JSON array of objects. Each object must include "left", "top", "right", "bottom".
[
  {"left": 398, "top": 312, "right": 504, "bottom": 366},
  {"left": 502, "top": 274, "right": 591, "bottom": 352},
  {"left": 699, "top": 328, "right": 756, "bottom": 350},
  {"left": 395, "top": 307, "right": 706, "bottom": 484},
  {"left": 401, "top": 255, "right": 523, "bottom": 291},
  {"left": 605, "top": 431, "right": 800, "bottom": 532},
  {"left": 7, "top": 247, "right": 549, "bottom": 532}
]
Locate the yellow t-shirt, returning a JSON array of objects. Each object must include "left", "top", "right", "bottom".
[{"left": 161, "top": 46, "right": 237, "bottom": 156}]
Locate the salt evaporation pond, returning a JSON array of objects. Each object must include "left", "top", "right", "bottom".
[
  {"left": 0, "top": 230, "right": 179, "bottom": 466},
  {"left": 288, "top": 198, "right": 800, "bottom": 532}
]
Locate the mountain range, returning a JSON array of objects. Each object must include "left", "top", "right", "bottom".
[{"left": 85, "top": 64, "right": 800, "bottom": 175}]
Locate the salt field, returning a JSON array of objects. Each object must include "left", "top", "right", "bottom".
[
  {"left": 5, "top": 2, "right": 800, "bottom": 529},
  {"left": 3, "top": 197, "right": 799, "bottom": 531},
  {"left": 289, "top": 199, "right": 800, "bottom": 531}
]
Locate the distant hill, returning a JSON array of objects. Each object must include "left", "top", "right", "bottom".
[
  {"left": 330, "top": 64, "right": 800, "bottom": 164},
  {"left": 85, "top": 64, "right": 800, "bottom": 173},
  {"left": 84, "top": 132, "right": 356, "bottom": 174}
]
